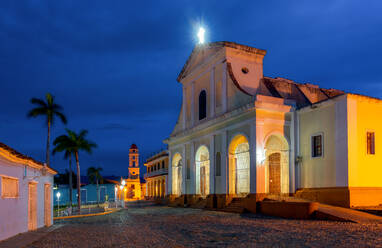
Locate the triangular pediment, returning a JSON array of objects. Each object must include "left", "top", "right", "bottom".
[{"left": 177, "top": 45, "right": 223, "bottom": 82}]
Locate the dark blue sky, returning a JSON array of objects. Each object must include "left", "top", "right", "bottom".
[{"left": 1, "top": 0, "right": 381, "bottom": 176}]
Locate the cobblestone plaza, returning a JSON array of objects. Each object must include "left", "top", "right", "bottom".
[{"left": 2, "top": 203, "right": 381, "bottom": 247}]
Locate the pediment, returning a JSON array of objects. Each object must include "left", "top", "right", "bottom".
[{"left": 177, "top": 45, "right": 223, "bottom": 82}]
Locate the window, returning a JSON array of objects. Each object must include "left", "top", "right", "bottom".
[
  {"left": 215, "top": 152, "right": 221, "bottom": 176},
  {"left": 186, "top": 159, "right": 191, "bottom": 179},
  {"left": 162, "top": 161, "right": 165, "bottom": 169},
  {"left": 312, "top": 135, "right": 323, "bottom": 157},
  {"left": 199, "top": 90, "right": 207, "bottom": 120},
  {"left": 1, "top": 176, "right": 19, "bottom": 198},
  {"left": 367, "top": 132, "right": 375, "bottom": 155}
]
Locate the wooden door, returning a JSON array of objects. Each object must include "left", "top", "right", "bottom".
[
  {"left": 44, "top": 184, "right": 51, "bottom": 227},
  {"left": 200, "top": 166, "right": 206, "bottom": 197},
  {"left": 269, "top": 153, "right": 281, "bottom": 194},
  {"left": 28, "top": 183, "right": 37, "bottom": 230}
]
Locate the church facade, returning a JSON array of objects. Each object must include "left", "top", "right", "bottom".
[{"left": 164, "top": 41, "right": 382, "bottom": 208}]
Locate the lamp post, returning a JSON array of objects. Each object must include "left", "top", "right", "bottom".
[{"left": 56, "top": 192, "right": 61, "bottom": 216}]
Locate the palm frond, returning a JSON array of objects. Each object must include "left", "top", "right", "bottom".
[
  {"left": 30, "top": 98, "right": 47, "bottom": 107},
  {"left": 27, "top": 107, "right": 47, "bottom": 118},
  {"left": 54, "top": 111, "right": 67, "bottom": 125}
]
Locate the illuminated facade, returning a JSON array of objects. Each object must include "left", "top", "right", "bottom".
[
  {"left": 0, "top": 142, "right": 57, "bottom": 241},
  {"left": 165, "top": 41, "right": 382, "bottom": 208},
  {"left": 116, "top": 144, "right": 145, "bottom": 201},
  {"left": 144, "top": 151, "right": 168, "bottom": 199}
]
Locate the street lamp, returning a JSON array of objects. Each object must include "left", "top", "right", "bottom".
[{"left": 56, "top": 192, "right": 61, "bottom": 216}]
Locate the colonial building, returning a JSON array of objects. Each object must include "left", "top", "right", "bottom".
[
  {"left": 0, "top": 142, "right": 57, "bottom": 241},
  {"left": 164, "top": 41, "right": 382, "bottom": 208},
  {"left": 144, "top": 151, "right": 168, "bottom": 199},
  {"left": 115, "top": 144, "right": 145, "bottom": 201}
]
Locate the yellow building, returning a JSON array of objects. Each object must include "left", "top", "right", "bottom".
[
  {"left": 144, "top": 151, "right": 168, "bottom": 199},
  {"left": 116, "top": 144, "right": 145, "bottom": 201},
  {"left": 164, "top": 41, "right": 382, "bottom": 208}
]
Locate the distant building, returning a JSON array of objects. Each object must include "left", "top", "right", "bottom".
[
  {"left": 165, "top": 41, "right": 382, "bottom": 208},
  {"left": 115, "top": 144, "right": 145, "bottom": 201},
  {"left": 144, "top": 151, "right": 168, "bottom": 199},
  {"left": 53, "top": 183, "right": 117, "bottom": 206},
  {"left": 0, "top": 142, "right": 57, "bottom": 241}
]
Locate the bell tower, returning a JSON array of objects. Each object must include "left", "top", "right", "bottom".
[{"left": 128, "top": 144, "right": 140, "bottom": 179}]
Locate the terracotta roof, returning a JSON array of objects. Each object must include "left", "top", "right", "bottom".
[
  {"left": 130, "top": 144, "right": 138, "bottom": 149},
  {"left": 260, "top": 77, "right": 344, "bottom": 108},
  {"left": 0, "top": 142, "right": 57, "bottom": 174}
]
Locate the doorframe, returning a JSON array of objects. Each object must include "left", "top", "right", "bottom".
[
  {"left": 44, "top": 183, "right": 52, "bottom": 227},
  {"left": 28, "top": 181, "right": 38, "bottom": 231}
]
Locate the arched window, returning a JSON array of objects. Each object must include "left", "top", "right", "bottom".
[
  {"left": 199, "top": 90, "right": 207, "bottom": 120},
  {"left": 215, "top": 152, "right": 221, "bottom": 176}
]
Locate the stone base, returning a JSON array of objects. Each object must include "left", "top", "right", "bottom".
[
  {"left": 259, "top": 201, "right": 319, "bottom": 219},
  {"left": 295, "top": 187, "right": 382, "bottom": 207},
  {"left": 349, "top": 187, "right": 382, "bottom": 207},
  {"left": 295, "top": 187, "right": 350, "bottom": 207}
]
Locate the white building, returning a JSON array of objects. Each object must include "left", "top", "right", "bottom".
[
  {"left": 165, "top": 41, "right": 382, "bottom": 209},
  {"left": 0, "top": 142, "right": 57, "bottom": 241}
]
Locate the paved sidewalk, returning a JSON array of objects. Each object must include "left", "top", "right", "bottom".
[
  {"left": 317, "top": 204, "right": 382, "bottom": 224},
  {"left": 0, "top": 225, "right": 63, "bottom": 248}
]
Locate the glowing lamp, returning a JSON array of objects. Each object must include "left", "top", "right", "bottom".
[
  {"left": 56, "top": 192, "right": 61, "bottom": 199},
  {"left": 197, "top": 27, "right": 205, "bottom": 44},
  {"left": 119, "top": 185, "right": 123, "bottom": 190},
  {"left": 122, "top": 180, "right": 126, "bottom": 186}
]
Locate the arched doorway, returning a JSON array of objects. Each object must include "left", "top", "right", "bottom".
[
  {"left": 195, "top": 145, "right": 210, "bottom": 197},
  {"left": 172, "top": 153, "right": 182, "bottom": 196},
  {"left": 264, "top": 134, "right": 289, "bottom": 194},
  {"left": 228, "top": 135, "right": 250, "bottom": 196}
]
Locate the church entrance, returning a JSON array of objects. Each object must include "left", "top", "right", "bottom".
[
  {"left": 172, "top": 153, "right": 183, "bottom": 196},
  {"left": 264, "top": 134, "right": 289, "bottom": 194},
  {"left": 195, "top": 145, "right": 210, "bottom": 198},
  {"left": 229, "top": 135, "right": 250, "bottom": 197},
  {"left": 268, "top": 153, "right": 281, "bottom": 194}
]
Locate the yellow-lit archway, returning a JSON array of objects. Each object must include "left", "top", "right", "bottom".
[
  {"left": 264, "top": 134, "right": 289, "bottom": 194},
  {"left": 172, "top": 153, "right": 182, "bottom": 196},
  {"left": 228, "top": 134, "right": 250, "bottom": 196},
  {"left": 195, "top": 145, "right": 210, "bottom": 198}
]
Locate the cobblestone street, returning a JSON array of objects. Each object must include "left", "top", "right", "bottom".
[{"left": 6, "top": 203, "right": 382, "bottom": 247}]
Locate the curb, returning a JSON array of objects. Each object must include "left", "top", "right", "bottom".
[{"left": 54, "top": 209, "right": 120, "bottom": 220}]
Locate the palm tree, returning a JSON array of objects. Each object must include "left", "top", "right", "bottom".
[
  {"left": 67, "top": 129, "right": 97, "bottom": 212},
  {"left": 27, "top": 93, "right": 67, "bottom": 167},
  {"left": 87, "top": 167, "right": 103, "bottom": 205},
  {"left": 53, "top": 132, "right": 75, "bottom": 208}
]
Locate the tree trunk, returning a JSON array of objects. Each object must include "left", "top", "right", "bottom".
[
  {"left": 96, "top": 179, "right": 99, "bottom": 206},
  {"left": 46, "top": 119, "right": 51, "bottom": 166},
  {"left": 75, "top": 151, "right": 81, "bottom": 213},
  {"left": 69, "top": 154, "right": 73, "bottom": 208}
]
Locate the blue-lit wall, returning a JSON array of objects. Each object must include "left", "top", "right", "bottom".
[{"left": 54, "top": 184, "right": 116, "bottom": 206}]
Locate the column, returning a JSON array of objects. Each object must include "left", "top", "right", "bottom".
[
  {"left": 191, "top": 82, "right": 195, "bottom": 126},
  {"left": 182, "top": 144, "right": 187, "bottom": 195},
  {"left": 250, "top": 123, "right": 257, "bottom": 194},
  {"left": 210, "top": 67, "right": 216, "bottom": 118},
  {"left": 182, "top": 86, "right": 187, "bottom": 129},
  {"left": 209, "top": 135, "right": 215, "bottom": 195},
  {"left": 168, "top": 150, "right": 172, "bottom": 195},
  {"left": 290, "top": 110, "right": 296, "bottom": 193},
  {"left": 221, "top": 130, "right": 228, "bottom": 194},
  {"left": 190, "top": 142, "right": 196, "bottom": 194},
  {"left": 222, "top": 62, "right": 228, "bottom": 113}
]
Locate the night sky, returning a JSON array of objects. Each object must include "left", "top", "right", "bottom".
[{"left": 1, "top": 1, "right": 381, "bottom": 176}]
